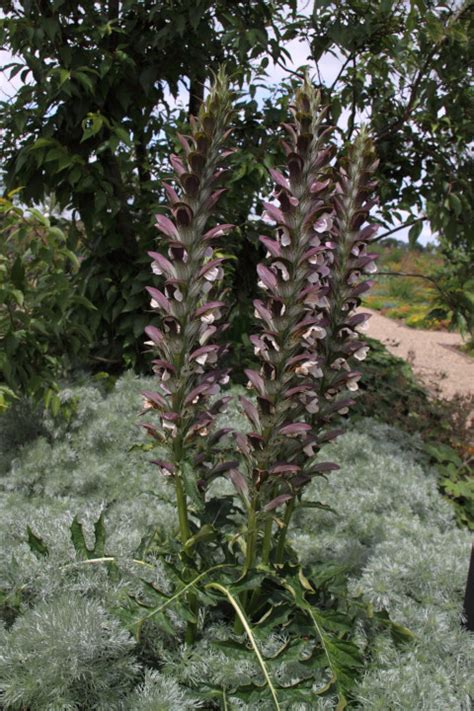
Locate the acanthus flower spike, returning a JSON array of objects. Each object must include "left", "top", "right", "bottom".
[
  {"left": 143, "top": 67, "right": 236, "bottom": 553},
  {"left": 231, "top": 82, "right": 379, "bottom": 575},
  {"left": 234, "top": 77, "right": 337, "bottom": 570},
  {"left": 312, "top": 127, "right": 379, "bottom": 422}
]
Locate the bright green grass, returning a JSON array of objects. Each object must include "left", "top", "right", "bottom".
[{"left": 0, "top": 373, "right": 472, "bottom": 710}]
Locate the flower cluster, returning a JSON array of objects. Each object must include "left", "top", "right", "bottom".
[
  {"left": 314, "top": 127, "right": 379, "bottom": 423},
  {"left": 142, "top": 69, "right": 235, "bottom": 542},
  {"left": 234, "top": 81, "right": 337, "bottom": 516},
  {"left": 141, "top": 72, "right": 379, "bottom": 571},
  {"left": 233, "top": 82, "right": 379, "bottom": 566}
]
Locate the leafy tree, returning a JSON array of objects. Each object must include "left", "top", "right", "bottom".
[
  {"left": 229, "top": 0, "right": 474, "bottom": 344},
  {"left": 306, "top": 0, "right": 473, "bottom": 246},
  {"left": 1, "top": 0, "right": 472, "bottom": 373},
  {"left": 300, "top": 0, "right": 473, "bottom": 338},
  {"left": 0, "top": 0, "right": 296, "bottom": 366}
]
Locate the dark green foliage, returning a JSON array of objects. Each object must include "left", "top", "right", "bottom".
[
  {"left": 307, "top": 1, "right": 474, "bottom": 333},
  {"left": 26, "top": 526, "right": 49, "bottom": 559},
  {"left": 0, "top": 195, "right": 94, "bottom": 410},
  {"left": 1, "top": 2, "right": 472, "bottom": 371},
  {"left": 0, "top": 0, "right": 297, "bottom": 368},
  {"left": 427, "top": 253, "right": 474, "bottom": 342},
  {"left": 0, "top": 396, "right": 48, "bottom": 472},
  {"left": 309, "top": 0, "right": 473, "bottom": 244},
  {"left": 424, "top": 442, "right": 474, "bottom": 531},
  {"left": 70, "top": 511, "right": 107, "bottom": 559}
]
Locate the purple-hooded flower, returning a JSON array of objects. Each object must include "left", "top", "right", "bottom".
[
  {"left": 142, "top": 69, "right": 236, "bottom": 549},
  {"left": 234, "top": 83, "right": 379, "bottom": 576}
]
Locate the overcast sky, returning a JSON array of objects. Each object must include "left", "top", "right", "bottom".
[{"left": 0, "top": 6, "right": 434, "bottom": 245}]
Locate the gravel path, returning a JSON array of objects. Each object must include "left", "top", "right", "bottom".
[{"left": 364, "top": 308, "right": 474, "bottom": 400}]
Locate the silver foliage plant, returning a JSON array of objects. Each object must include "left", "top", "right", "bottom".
[
  {"left": 143, "top": 72, "right": 379, "bottom": 573},
  {"left": 0, "top": 594, "right": 137, "bottom": 710},
  {"left": 0, "top": 394, "right": 471, "bottom": 710}
]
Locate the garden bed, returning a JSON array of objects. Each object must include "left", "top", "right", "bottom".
[
  {"left": 362, "top": 243, "right": 445, "bottom": 329},
  {"left": 0, "top": 374, "right": 472, "bottom": 709}
]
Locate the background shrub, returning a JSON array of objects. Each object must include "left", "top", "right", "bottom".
[{"left": 0, "top": 195, "right": 93, "bottom": 412}]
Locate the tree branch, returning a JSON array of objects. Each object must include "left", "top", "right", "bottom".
[
  {"left": 188, "top": 70, "right": 205, "bottom": 117},
  {"left": 275, "top": 58, "right": 306, "bottom": 80},
  {"left": 372, "top": 216, "right": 426, "bottom": 243},
  {"left": 329, "top": 52, "right": 354, "bottom": 91},
  {"left": 376, "top": 271, "right": 436, "bottom": 283},
  {"left": 375, "top": 270, "right": 444, "bottom": 297},
  {"left": 346, "top": 56, "right": 357, "bottom": 141}
]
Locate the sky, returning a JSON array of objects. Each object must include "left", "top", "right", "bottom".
[{"left": 0, "top": 6, "right": 435, "bottom": 245}]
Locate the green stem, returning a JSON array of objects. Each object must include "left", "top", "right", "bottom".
[
  {"left": 175, "top": 471, "right": 191, "bottom": 546},
  {"left": 246, "top": 512, "right": 273, "bottom": 619},
  {"left": 244, "top": 503, "right": 258, "bottom": 573},
  {"left": 175, "top": 471, "right": 197, "bottom": 643},
  {"left": 185, "top": 593, "right": 198, "bottom": 645},
  {"left": 275, "top": 498, "right": 295, "bottom": 564},
  {"left": 261, "top": 517, "right": 273, "bottom": 565},
  {"left": 235, "top": 503, "right": 258, "bottom": 632}
]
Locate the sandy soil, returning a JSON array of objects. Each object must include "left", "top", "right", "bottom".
[{"left": 363, "top": 308, "right": 474, "bottom": 401}]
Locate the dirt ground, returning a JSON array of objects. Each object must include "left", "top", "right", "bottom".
[{"left": 364, "top": 308, "right": 474, "bottom": 401}]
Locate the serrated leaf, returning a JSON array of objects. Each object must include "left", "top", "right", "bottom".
[
  {"left": 184, "top": 524, "right": 216, "bottom": 552},
  {"left": 70, "top": 512, "right": 106, "bottom": 560},
  {"left": 131, "top": 563, "right": 229, "bottom": 640},
  {"left": 282, "top": 570, "right": 363, "bottom": 706}
]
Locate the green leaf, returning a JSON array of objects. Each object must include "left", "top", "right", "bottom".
[
  {"left": 70, "top": 516, "right": 90, "bottom": 560},
  {"left": 282, "top": 570, "right": 363, "bottom": 706},
  {"left": 93, "top": 512, "right": 106, "bottom": 557},
  {"left": 58, "top": 68, "right": 70, "bottom": 86},
  {"left": 297, "top": 500, "right": 337, "bottom": 514},
  {"left": 29, "top": 137, "right": 57, "bottom": 151},
  {"left": 9, "top": 288, "right": 24, "bottom": 306},
  {"left": 408, "top": 220, "right": 423, "bottom": 248},
  {"left": 448, "top": 193, "right": 462, "bottom": 217},
  {"left": 181, "top": 461, "right": 204, "bottom": 512},
  {"left": 113, "top": 125, "right": 132, "bottom": 146},
  {"left": 424, "top": 442, "right": 462, "bottom": 466},
  {"left": 184, "top": 524, "right": 217, "bottom": 552},
  {"left": 26, "top": 526, "right": 49, "bottom": 558},
  {"left": 70, "top": 512, "right": 106, "bottom": 560},
  {"left": 81, "top": 112, "right": 105, "bottom": 142},
  {"left": 73, "top": 70, "right": 95, "bottom": 93},
  {"left": 374, "top": 610, "right": 416, "bottom": 644},
  {"left": 131, "top": 563, "right": 230, "bottom": 639}
]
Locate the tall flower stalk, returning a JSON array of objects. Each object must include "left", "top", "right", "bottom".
[
  {"left": 275, "top": 127, "right": 379, "bottom": 563},
  {"left": 235, "top": 81, "right": 379, "bottom": 573},
  {"left": 142, "top": 68, "right": 234, "bottom": 551},
  {"left": 141, "top": 71, "right": 379, "bottom": 635},
  {"left": 234, "top": 80, "right": 335, "bottom": 572}
]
